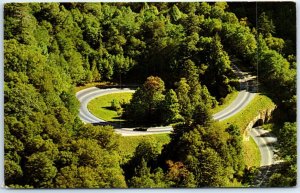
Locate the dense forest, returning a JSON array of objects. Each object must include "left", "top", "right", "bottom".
[{"left": 4, "top": 2, "right": 296, "bottom": 188}]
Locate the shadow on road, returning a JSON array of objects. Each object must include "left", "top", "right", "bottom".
[
  {"left": 260, "top": 142, "right": 277, "bottom": 148},
  {"left": 91, "top": 122, "right": 112, "bottom": 126},
  {"left": 92, "top": 120, "right": 167, "bottom": 129},
  {"left": 258, "top": 132, "right": 274, "bottom": 138}
]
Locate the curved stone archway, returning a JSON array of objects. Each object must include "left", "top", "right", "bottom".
[{"left": 244, "top": 107, "right": 276, "bottom": 141}]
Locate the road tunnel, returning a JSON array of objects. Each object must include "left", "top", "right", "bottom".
[{"left": 252, "top": 118, "right": 264, "bottom": 128}]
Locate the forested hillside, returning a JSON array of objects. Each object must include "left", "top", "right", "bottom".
[{"left": 4, "top": 2, "right": 296, "bottom": 188}]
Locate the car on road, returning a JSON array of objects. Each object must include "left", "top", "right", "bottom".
[{"left": 133, "top": 127, "right": 148, "bottom": 131}]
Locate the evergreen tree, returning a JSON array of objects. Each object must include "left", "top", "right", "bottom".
[
  {"left": 192, "top": 102, "right": 212, "bottom": 126},
  {"left": 161, "top": 89, "right": 183, "bottom": 124},
  {"left": 258, "top": 12, "right": 275, "bottom": 37},
  {"left": 175, "top": 78, "right": 193, "bottom": 122},
  {"left": 225, "top": 125, "right": 245, "bottom": 178}
]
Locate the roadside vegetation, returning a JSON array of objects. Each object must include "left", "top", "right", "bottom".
[
  {"left": 217, "top": 94, "right": 276, "bottom": 132},
  {"left": 4, "top": 2, "right": 295, "bottom": 188},
  {"left": 75, "top": 82, "right": 117, "bottom": 93},
  {"left": 243, "top": 138, "right": 261, "bottom": 167}
]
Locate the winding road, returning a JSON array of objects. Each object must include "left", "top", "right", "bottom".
[
  {"left": 249, "top": 127, "right": 278, "bottom": 186},
  {"left": 76, "top": 66, "right": 256, "bottom": 136},
  {"left": 250, "top": 128, "right": 277, "bottom": 167},
  {"left": 76, "top": 86, "right": 256, "bottom": 131},
  {"left": 212, "top": 66, "right": 256, "bottom": 121},
  {"left": 76, "top": 67, "right": 276, "bottom": 186}
]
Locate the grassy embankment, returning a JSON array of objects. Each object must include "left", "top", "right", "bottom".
[
  {"left": 88, "top": 92, "right": 133, "bottom": 122},
  {"left": 118, "top": 134, "right": 171, "bottom": 163},
  {"left": 243, "top": 137, "right": 261, "bottom": 167},
  {"left": 216, "top": 94, "right": 275, "bottom": 132},
  {"left": 215, "top": 94, "right": 275, "bottom": 167}
]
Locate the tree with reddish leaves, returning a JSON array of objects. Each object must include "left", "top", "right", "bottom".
[{"left": 124, "top": 76, "right": 165, "bottom": 124}]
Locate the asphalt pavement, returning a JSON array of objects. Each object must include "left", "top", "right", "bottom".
[{"left": 250, "top": 127, "right": 278, "bottom": 186}]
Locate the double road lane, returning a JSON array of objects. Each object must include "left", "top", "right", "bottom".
[{"left": 250, "top": 127, "right": 278, "bottom": 186}]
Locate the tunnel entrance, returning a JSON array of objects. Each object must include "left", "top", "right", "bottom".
[{"left": 253, "top": 118, "right": 264, "bottom": 128}]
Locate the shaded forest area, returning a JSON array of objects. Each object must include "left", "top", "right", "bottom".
[{"left": 4, "top": 2, "right": 296, "bottom": 188}]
